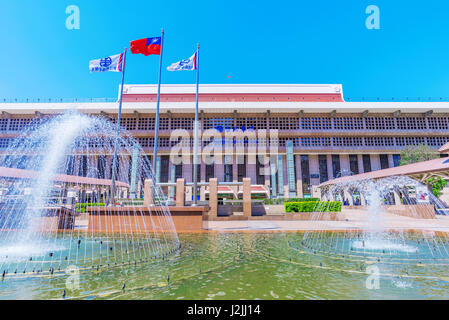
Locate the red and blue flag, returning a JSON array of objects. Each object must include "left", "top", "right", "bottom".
[{"left": 130, "top": 37, "right": 161, "bottom": 56}]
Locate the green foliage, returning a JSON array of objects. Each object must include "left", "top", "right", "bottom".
[
  {"left": 284, "top": 201, "right": 342, "bottom": 213},
  {"left": 75, "top": 203, "right": 105, "bottom": 213},
  {"left": 264, "top": 197, "right": 320, "bottom": 205},
  {"left": 426, "top": 177, "right": 448, "bottom": 198},
  {"left": 284, "top": 198, "right": 320, "bottom": 203},
  {"left": 399, "top": 143, "right": 439, "bottom": 166}
]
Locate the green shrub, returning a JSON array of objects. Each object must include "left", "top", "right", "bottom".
[
  {"left": 75, "top": 202, "right": 105, "bottom": 213},
  {"left": 284, "top": 198, "right": 320, "bottom": 203},
  {"left": 284, "top": 201, "right": 342, "bottom": 213}
]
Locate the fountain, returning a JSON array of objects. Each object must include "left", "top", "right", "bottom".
[
  {"left": 298, "top": 175, "right": 449, "bottom": 279},
  {"left": 0, "top": 110, "right": 179, "bottom": 278}
]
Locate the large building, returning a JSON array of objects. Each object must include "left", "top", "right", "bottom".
[{"left": 1, "top": 83, "right": 449, "bottom": 198}]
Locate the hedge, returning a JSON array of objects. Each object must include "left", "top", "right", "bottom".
[
  {"left": 285, "top": 201, "right": 342, "bottom": 213},
  {"left": 264, "top": 197, "right": 320, "bottom": 205},
  {"left": 284, "top": 198, "right": 320, "bottom": 203},
  {"left": 75, "top": 203, "right": 105, "bottom": 213}
]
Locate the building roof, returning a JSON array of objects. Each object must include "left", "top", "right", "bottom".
[
  {"left": 319, "top": 157, "right": 449, "bottom": 187},
  {"left": 122, "top": 83, "right": 344, "bottom": 102},
  {"left": 439, "top": 142, "right": 449, "bottom": 153},
  {"left": 1, "top": 84, "right": 449, "bottom": 115}
]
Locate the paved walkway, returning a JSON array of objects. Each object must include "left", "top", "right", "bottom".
[{"left": 203, "top": 209, "right": 449, "bottom": 233}]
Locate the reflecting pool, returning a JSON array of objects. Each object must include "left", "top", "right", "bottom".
[{"left": 1, "top": 232, "right": 449, "bottom": 300}]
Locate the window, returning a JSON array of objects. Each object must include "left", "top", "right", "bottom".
[
  {"left": 205, "top": 163, "right": 214, "bottom": 182},
  {"left": 393, "top": 154, "right": 401, "bottom": 167},
  {"left": 349, "top": 154, "right": 359, "bottom": 175},
  {"left": 362, "top": 154, "right": 371, "bottom": 172},
  {"left": 224, "top": 164, "right": 233, "bottom": 182},
  {"left": 237, "top": 155, "right": 246, "bottom": 182},
  {"left": 79, "top": 155, "right": 88, "bottom": 177},
  {"left": 331, "top": 155, "right": 340, "bottom": 178},
  {"left": 0, "top": 138, "right": 9, "bottom": 149},
  {"left": 300, "top": 155, "right": 310, "bottom": 195},
  {"left": 160, "top": 156, "right": 169, "bottom": 183},
  {"left": 256, "top": 155, "right": 266, "bottom": 185},
  {"left": 301, "top": 117, "right": 331, "bottom": 130},
  {"left": 380, "top": 154, "right": 389, "bottom": 169},
  {"left": 171, "top": 117, "right": 193, "bottom": 130},
  {"left": 97, "top": 155, "right": 106, "bottom": 179},
  {"left": 365, "top": 117, "right": 395, "bottom": 130},
  {"left": 428, "top": 117, "right": 449, "bottom": 130},
  {"left": 318, "top": 155, "right": 328, "bottom": 183},
  {"left": 0, "top": 119, "right": 8, "bottom": 131},
  {"left": 203, "top": 118, "right": 234, "bottom": 130},
  {"left": 120, "top": 118, "right": 136, "bottom": 130},
  {"left": 333, "top": 117, "right": 364, "bottom": 130},
  {"left": 175, "top": 164, "right": 183, "bottom": 180},
  {"left": 9, "top": 119, "right": 30, "bottom": 131}
]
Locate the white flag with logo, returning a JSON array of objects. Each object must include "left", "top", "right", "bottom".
[
  {"left": 167, "top": 52, "right": 197, "bottom": 71},
  {"left": 89, "top": 53, "right": 124, "bottom": 73}
]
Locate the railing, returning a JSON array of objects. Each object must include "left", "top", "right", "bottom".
[{"left": 0, "top": 98, "right": 117, "bottom": 103}]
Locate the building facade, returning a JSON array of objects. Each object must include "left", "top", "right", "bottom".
[{"left": 1, "top": 84, "right": 449, "bottom": 198}]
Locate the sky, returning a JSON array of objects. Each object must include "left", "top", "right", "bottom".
[{"left": 1, "top": 0, "right": 449, "bottom": 101}]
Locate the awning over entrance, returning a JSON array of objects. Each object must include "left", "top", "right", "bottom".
[
  {"left": 319, "top": 157, "right": 449, "bottom": 187},
  {"left": 0, "top": 166, "right": 129, "bottom": 188}
]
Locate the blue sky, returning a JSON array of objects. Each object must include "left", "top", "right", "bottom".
[{"left": 1, "top": 0, "right": 449, "bottom": 101}]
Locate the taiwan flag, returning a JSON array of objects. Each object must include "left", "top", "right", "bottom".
[{"left": 130, "top": 37, "right": 161, "bottom": 56}]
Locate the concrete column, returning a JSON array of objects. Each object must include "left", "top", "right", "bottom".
[
  {"left": 200, "top": 159, "right": 206, "bottom": 201},
  {"left": 215, "top": 163, "right": 224, "bottom": 182},
  {"left": 121, "top": 155, "right": 130, "bottom": 182},
  {"left": 232, "top": 155, "right": 238, "bottom": 182},
  {"left": 247, "top": 161, "right": 257, "bottom": 184},
  {"left": 340, "top": 154, "right": 350, "bottom": 175},
  {"left": 357, "top": 154, "right": 365, "bottom": 174},
  {"left": 295, "top": 155, "right": 303, "bottom": 198},
  {"left": 282, "top": 154, "right": 289, "bottom": 190},
  {"left": 185, "top": 185, "right": 193, "bottom": 202},
  {"left": 243, "top": 177, "right": 251, "bottom": 217},
  {"left": 308, "top": 154, "right": 320, "bottom": 186},
  {"left": 176, "top": 178, "right": 185, "bottom": 207},
  {"left": 371, "top": 154, "right": 381, "bottom": 171},
  {"left": 284, "top": 185, "right": 290, "bottom": 199},
  {"left": 296, "top": 180, "right": 303, "bottom": 198},
  {"left": 183, "top": 161, "right": 192, "bottom": 183},
  {"left": 209, "top": 178, "right": 218, "bottom": 217},
  {"left": 388, "top": 154, "right": 395, "bottom": 168},
  {"left": 265, "top": 179, "right": 271, "bottom": 198},
  {"left": 143, "top": 179, "right": 153, "bottom": 206}
]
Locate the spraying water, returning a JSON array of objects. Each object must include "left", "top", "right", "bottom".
[{"left": 0, "top": 110, "right": 179, "bottom": 277}]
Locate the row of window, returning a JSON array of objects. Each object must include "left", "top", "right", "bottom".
[
  {"left": 0, "top": 136, "right": 447, "bottom": 149},
  {"left": 3, "top": 116, "right": 449, "bottom": 132}
]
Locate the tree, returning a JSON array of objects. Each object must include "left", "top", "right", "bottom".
[
  {"left": 399, "top": 143, "right": 439, "bottom": 166},
  {"left": 426, "top": 177, "right": 448, "bottom": 198}
]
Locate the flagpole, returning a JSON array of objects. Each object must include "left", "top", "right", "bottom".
[
  {"left": 110, "top": 48, "right": 127, "bottom": 205},
  {"left": 152, "top": 28, "right": 164, "bottom": 180},
  {"left": 192, "top": 44, "right": 200, "bottom": 206}
]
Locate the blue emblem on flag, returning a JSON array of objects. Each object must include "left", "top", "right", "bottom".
[
  {"left": 167, "top": 52, "right": 197, "bottom": 71},
  {"left": 100, "top": 57, "right": 112, "bottom": 67},
  {"left": 89, "top": 53, "right": 123, "bottom": 73}
]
